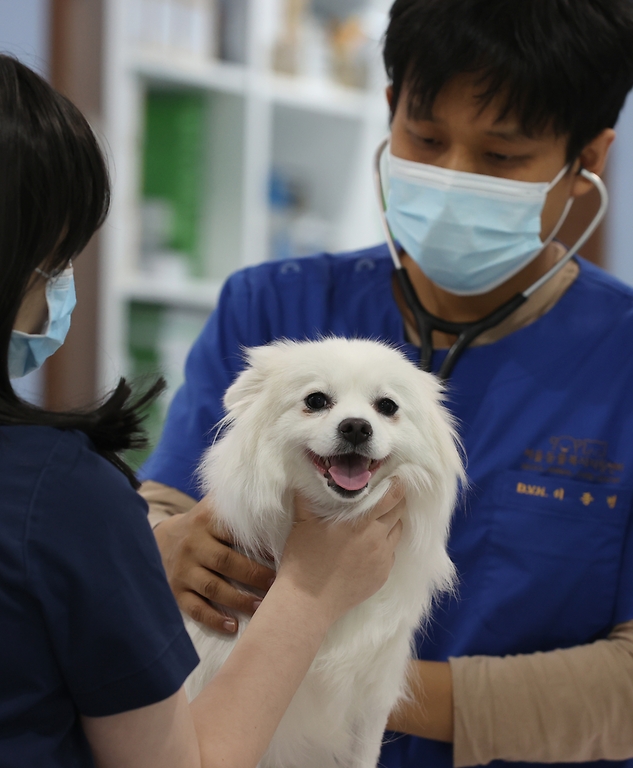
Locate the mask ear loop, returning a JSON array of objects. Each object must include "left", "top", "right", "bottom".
[
  {"left": 539, "top": 195, "right": 574, "bottom": 253},
  {"left": 35, "top": 259, "right": 73, "bottom": 282},
  {"left": 374, "top": 138, "right": 404, "bottom": 272},
  {"left": 524, "top": 169, "right": 609, "bottom": 297}
]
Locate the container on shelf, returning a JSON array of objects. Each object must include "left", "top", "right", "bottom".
[
  {"left": 141, "top": 90, "right": 208, "bottom": 279},
  {"left": 218, "top": 0, "right": 250, "bottom": 64},
  {"left": 268, "top": 169, "right": 333, "bottom": 260},
  {"left": 269, "top": 0, "right": 389, "bottom": 89},
  {"left": 126, "top": 301, "right": 209, "bottom": 467},
  {"left": 126, "top": 301, "right": 166, "bottom": 469},
  {"left": 128, "top": 0, "right": 220, "bottom": 61}
]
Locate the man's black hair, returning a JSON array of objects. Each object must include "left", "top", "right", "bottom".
[
  {"left": 384, "top": 0, "right": 633, "bottom": 161},
  {"left": 0, "top": 55, "right": 162, "bottom": 488}
]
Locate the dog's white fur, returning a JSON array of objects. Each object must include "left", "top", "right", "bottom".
[{"left": 184, "top": 338, "right": 464, "bottom": 768}]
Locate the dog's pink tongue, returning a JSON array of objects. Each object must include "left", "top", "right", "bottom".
[{"left": 328, "top": 454, "right": 371, "bottom": 491}]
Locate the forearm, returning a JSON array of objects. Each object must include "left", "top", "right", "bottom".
[
  {"left": 387, "top": 622, "right": 633, "bottom": 765},
  {"left": 139, "top": 480, "right": 197, "bottom": 529},
  {"left": 190, "top": 577, "right": 333, "bottom": 768},
  {"left": 450, "top": 621, "right": 633, "bottom": 767},
  {"left": 387, "top": 660, "right": 454, "bottom": 742}
]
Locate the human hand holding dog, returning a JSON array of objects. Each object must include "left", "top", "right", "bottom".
[
  {"left": 153, "top": 500, "right": 276, "bottom": 634},
  {"left": 278, "top": 482, "right": 405, "bottom": 623},
  {"left": 154, "top": 480, "right": 405, "bottom": 633}
]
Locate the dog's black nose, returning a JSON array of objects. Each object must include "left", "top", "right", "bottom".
[{"left": 338, "top": 418, "right": 373, "bottom": 446}]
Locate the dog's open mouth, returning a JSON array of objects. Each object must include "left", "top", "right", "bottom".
[{"left": 308, "top": 451, "right": 383, "bottom": 497}]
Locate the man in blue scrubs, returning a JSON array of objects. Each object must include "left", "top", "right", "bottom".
[{"left": 140, "top": 1, "right": 633, "bottom": 765}]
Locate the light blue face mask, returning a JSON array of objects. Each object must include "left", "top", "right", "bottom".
[
  {"left": 9, "top": 265, "right": 76, "bottom": 379},
  {"left": 385, "top": 153, "right": 573, "bottom": 295}
]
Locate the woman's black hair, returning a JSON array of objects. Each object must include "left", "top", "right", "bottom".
[
  {"left": 384, "top": 0, "right": 633, "bottom": 162},
  {"left": 0, "top": 55, "right": 163, "bottom": 488}
]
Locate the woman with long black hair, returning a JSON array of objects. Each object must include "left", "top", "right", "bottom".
[{"left": 0, "top": 55, "right": 404, "bottom": 768}]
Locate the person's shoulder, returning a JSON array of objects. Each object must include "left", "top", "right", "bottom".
[
  {"left": 1, "top": 423, "right": 69, "bottom": 452},
  {"left": 25, "top": 427, "right": 147, "bottom": 525},
  {"left": 30, "top": 426, "right": 129, "bottom": 486},
  {"left": 0, "top": 425, "right": 147, "bottom": 549},
  {"left": 0, "top": 426, "right": 74, "bottom": 533},
  {"left": 204, "top": 245, "right": 394, "bottom": 347},
  {"left": 0, "top": 425, "right": 85, "bottom": 484},
  {"left": 227, "top": 244, "right": 393, "bottom": 293},
  {"left": 571, "top": 258, "right": 633, "bottom": 342},
  {"left": 577, "top": 257, "right": 633, "bottom": 307}
]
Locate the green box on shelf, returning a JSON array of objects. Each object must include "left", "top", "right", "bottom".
[
  {"left": 142, "top": 90, "right": 207, "bottom": 278},
  {"left": 127, "top": 302, "right": 167, "bottom": 471}
]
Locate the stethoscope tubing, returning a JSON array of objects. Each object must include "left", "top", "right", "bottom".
[{"left": 373, "top": 138, "right": 609, "bottom": 379}]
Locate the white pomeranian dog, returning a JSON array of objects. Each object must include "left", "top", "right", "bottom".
[{"left": 184, "top": 337, "right": 464, "bottom": 768}]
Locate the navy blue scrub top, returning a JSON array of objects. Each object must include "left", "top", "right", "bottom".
[
  {"left": 141, "top": 245, "right": 633, "bottom": 768},
  {"left": 0, "top": 426, "right": 199, "bottom": 768}
]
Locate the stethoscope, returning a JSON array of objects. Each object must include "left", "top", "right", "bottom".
[{"left": 373, "top": 138, "right": 609, "bottom": 379}]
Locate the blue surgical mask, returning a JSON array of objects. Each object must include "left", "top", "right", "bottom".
[
  {"left": 385, "top": 154, "right": 572, "bottom": 295},
  {"left": 9, "top": 265, "right": 76, "bottom": 379}
]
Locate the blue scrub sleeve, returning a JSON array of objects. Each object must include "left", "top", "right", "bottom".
[
  {"left": 26, "top": 432, "right": 199, "bottom": 717},
  {"left": 140, "top": 271, "right": 262, "bottom": 499}
]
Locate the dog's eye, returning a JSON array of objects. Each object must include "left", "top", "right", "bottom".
[
  {"left": 305, "top": 392, "right": 330, "bottom": 411},
  {"left": 375, "top": 398, "right": 399, "bottom": 417}
]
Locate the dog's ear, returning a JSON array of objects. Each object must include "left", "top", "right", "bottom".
[{"left": 223, "top": 344, "right": 281, "bottom": 414}]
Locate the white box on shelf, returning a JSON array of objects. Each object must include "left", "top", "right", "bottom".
[
  {"left": 129, "top": 0, "right": 171, "bottom": 50},
  {"left": 170, "top": 0, "right": 219, "bottom": 60},
  {"left": 129, "top": 0, "right": 219, "bottom": 59}
]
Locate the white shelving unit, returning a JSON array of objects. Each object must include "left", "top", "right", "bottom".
[{"left": 99, "top": 0, "right": 391, "bottom": 396}]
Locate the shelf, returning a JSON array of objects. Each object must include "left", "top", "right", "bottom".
[
  {"left": 129, "top": 50, "right": 248, "bottom": 95},
  {"left": 128, "top": 48, "right": 382, "bottom": 119},
  {"left": 120, "top": 274, "right": 223, "bottom": 311},
  {"left": 264, "top": 72, "right": 374, "bottom": 119}
]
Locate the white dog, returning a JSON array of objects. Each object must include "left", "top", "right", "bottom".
[{"left": 184, "top": 337, "right": 464, "bottom": 768}]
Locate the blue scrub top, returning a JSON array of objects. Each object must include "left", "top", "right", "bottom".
[
  {"left": 141, "top": 245, "right": 633, "bottom": 768},
  {"left": 0, "top": 426, "right": 199, "bottom": 768}
]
